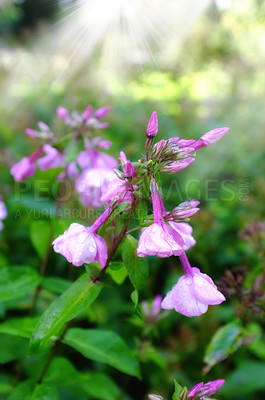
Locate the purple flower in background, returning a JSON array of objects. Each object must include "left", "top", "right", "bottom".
[
  {"left": 161, "top": 253, "right": 225, "bottom": 317},
  {"left": 52, "top": 207, "right": 112, "bottom": 268},
  {"left": 76, "top": 167, "right": 117, "bottom": 208},
  {"left": 25, "top": 121, "right": 54, "bottom": 141},
  {"left": 10, "top": 156, "right": 36, "bottom": 181},
  {"left": 37, "top": 144, "right": 65, "bottom": 171},
  {"left": 188, "top": 379, "right": 225, "bottom": 399},
  {"left": 100, "top": 179, "right": 134, "bottom": 204},
  {"left": 0, "top": 196, "right": 7, "bottom": 232}
]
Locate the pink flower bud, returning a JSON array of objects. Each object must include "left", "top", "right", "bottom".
[
  {"left": 194, "top": 127, "right": 230, "bottom": 150},
  {"left": 161, "top": 157, "right": 195, "bottom": 174},
  {"left": 10, "top": 157, "right": 36, "bottom": 181},
  {"left": 56, "top": 106, "right": 69, "bottom": 120},
  {"left": 82, "top": 105, "right": 93, "bottom": 123},
  {"left": 146, "top": 111, "right": 158, "bottom": 138},
  {"left": 94, "top": 105, "right": 110, "bottom": 119},
  {"left": 123, "top": 161, "right": 134, "bottom": 178},
  {"left": 25, "top": 128, "right": 38, "bottom": 138},
  {"left": 188, "top": 379, "right": 225, "bottom": 399}
]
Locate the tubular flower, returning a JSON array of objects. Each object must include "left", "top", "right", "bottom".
[
  {"left": 52, "top": 207, "right": 112, "bottom": 268},
  {"left": 161, "top": 253, "right": 225, "bottom": 317},
  {"left": 10, "top": 146, "right": 43, "bottom": 182},
  {"left": 137, "top": 180, "right": 184, "bottom": 257}
]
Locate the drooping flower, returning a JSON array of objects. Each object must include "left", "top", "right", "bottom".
[
  {"left": 52, "top": 207, "right": 112, "bottom": 268},
  {"left": 188, "top": 379, "right": 225, "bottom": 399},
  {"left": 37, "top": 144, "right": 65, "bottom": 171},
  {"left": 161, "top": 253, "right": 225, "bottom": 317},
  {"left": 137, "top": 180, "right": 184, "bottom": 257}
]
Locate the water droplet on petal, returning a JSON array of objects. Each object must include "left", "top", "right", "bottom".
[
  {"left": 185, "top": 277, "right": 193, "bottom": 286},
  {"left": 78, "top": 233, "right": 86, "bottom": 243},
  {"left": 89, "top": 245, "right": 96, "bottom": 253}
]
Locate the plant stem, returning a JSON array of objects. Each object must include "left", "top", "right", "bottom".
[{"left": 38, "top": 320, "right": 73, "bottom": 384}]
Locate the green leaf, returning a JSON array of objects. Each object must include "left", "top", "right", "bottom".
[
  {"left": 172, "top": 379, "right": 183, "bottom": 400},
  {"left": 203, "top": 320, "right": 243, "bottom": 373},
  {"left": 106, "top": 262, "right": 128, "bottom": 285},
  {"left": 0, "top": 317, "right": 39, "bottom": 338},
  {"left": 29, "top": 274, "right": 102, "bottom": 354},
  {"left": 42, "top": 277, "right": 71, "bottom": 295},
  {"left": 44, "top": 357, "right": 120, "bottom": 400},
  {"left": 7, "top": 380, "right": 58, "bottom": 400},
  {"left": 30, "top": 220, "right": 52, "bottom": 259},
  {"left": 122, "top": 235, "right": 149, "bottom": 290},
  {"left": 0, "top": 334, "right": 28, "bottom": 364},
  {"left": 220, "top": 361, "right": 265, "bottom": 396},
  {"left": 135, "top": 200, "right": 148, "bottom": 224},
  {"left": 63, "top": 327, "right": 141, "bottom": 378},
  {"left": 0, "top": 266, "right": 40, "bottom": 302}
]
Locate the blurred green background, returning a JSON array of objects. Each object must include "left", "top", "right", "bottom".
[{"left": 0, "top": 0, "right": 265, "bottom": 399}]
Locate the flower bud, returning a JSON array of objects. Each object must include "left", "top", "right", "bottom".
[
  {"left": 123, "top": 161, "right": 134, "bottom": 178},
  {"left": 56, "top": 106, "right": 69, "bottom": 120},
  {"left": 146, "top": 111, "right": 158, "bottom": 138},
  {"left": 148, "top": 394, "right": 164, "bottom": 400},
  {"left": 94, "top": 105, "right": 110, "bottom": 119},
  {"left": 82, "top": 105, "right": 93, "bottom": 123}
]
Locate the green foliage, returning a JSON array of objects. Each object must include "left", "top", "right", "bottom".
[
  {"left": 63, "top": 328, "right": 141, "bottom": 378},
  {"left": 0, "top": 266, "right": 40, "bottom": 302},
  {"left": 8, "top": 380, "right": 59, "bottom": 400},
  {"left": 172, "top": 379, "right": 183, "bottom": 400},
  {"left": 30, "top": 220, "right": 52, "bottom": 258},
  {"left": 122, "top": 235, "right": 149, "bottom": 290},
  {"left": 30, "top": 274, "right": 102, "bottom": 354}
]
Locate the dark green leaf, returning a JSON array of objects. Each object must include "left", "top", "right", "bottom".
[
  {"left": 203, "top": 320, "right": 243, "bottom": 373},
  {"left": 122, "top": 235, "right": 149, "bottom": 290},
  {"left": 0, "top": 266, "right": 40, "bottom": 302},
  {"left": 0, "top": 334, "right": 28, "bottom": 364},
  {"left": 0, "top": 317, "right": 39, "bottom": 338},
  {"left": 42, "top": 277, "right": 71, "bottom": 295},
  {"left": 220, "top": 361, "right": 265, "bottom": 396},
  {"left": 63, "top": 327, "right": 141, "bottom": 378},
  {"left": 7, "top": 380, "right": 58, "bottom": 400},
  {"left": 30, "top": 220, "right": 52, "bottom": 259},
  {"left": 29, "top": 274, "right": 102, "bottom": 354}
]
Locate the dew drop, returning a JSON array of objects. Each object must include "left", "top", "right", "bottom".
[
  {"left": 78, "top": 233, "right": 86, "bottom": 243},
  {"left": 185, "top": 277, "right": 193, "bottom": 286}
]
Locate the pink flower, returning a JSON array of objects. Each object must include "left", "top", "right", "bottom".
[
  {"left": 10, "top": 157, "right": 36, "bottom": 181},
  {"left": 77, "top": 149, "right": 117, "bottom": 171},
  {"left": 119, "top": 151, "right": 135, "bottom": 178},
  {"left": 52, "top": 207, "right": 112, "bottom": 268},
  {"left": 94, "top": 105, "right": 110, "bottom": 119},
  {"left": 37, "top": 144, "right": 65, "bottom": 171},
  {"left": 66, "top": 161, "right": 80, "bottom": 179},
  {"left": 161, "top": 256, "right": 225, "bottom": 317},
  {"left": 137, "top": 180, "right": 184, "bottom": 257},
  {"left": 193, "top": 127, "right": 230, "bottom": 150},
  {"left": 142, "top": 295, "right": 162, "bottom": 319},
  {"left": 169, "top": 222, "right": 196, "bottom": 251},
  {"left": 188, "top": 379, "right": 225, "bottom": 399},
  {"left": 76, "top": 167, "right": 117, "bottom": 207},
  {"left": 146, "top": 111, "right": 158, "bottom": 138}
]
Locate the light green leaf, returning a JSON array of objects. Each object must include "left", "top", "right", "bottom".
[
  {"left": 30, "top": 220, "right": 52, "bottom": 259},
  {"left": 7, "top": 380, "right": 58, "bottom": 400},
  {"left": 203, "top": 320, "right": 243, "bottom": 373},
  {"left": 63, "top": 327, "right": 141, "bottom": 378},
  {"left": 0, "top": 266, "right": 40, "bottom": 302},
  {"left": 172, "top": 379, "right": 183, "bottom": 400},
  {"left": 106, "top": 262, "right": 128, "bottom": 285},
  {"left": 122, "top": 235, "right": 149, "bottom": 290},
  {"left": 0, "top": 317, "right": 39, "bottom": 338},
  {"left": 29, "top": 274, "right": 102, "bottom": 354}
]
